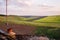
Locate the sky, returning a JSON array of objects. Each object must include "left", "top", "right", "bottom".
[{"left": 0, "top": 0, "right": 60, "bottom": 16}]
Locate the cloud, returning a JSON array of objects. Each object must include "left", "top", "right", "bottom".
[
  {"left": 7, "top": 0, "right": 32, "bottom": 7},
  {"left": 0, "top": 0, "right": 60, "bottom": 16}
]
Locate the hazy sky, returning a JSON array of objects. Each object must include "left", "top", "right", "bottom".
[{"left": 0, "top": 0, "right": 60, "bottom": 16}]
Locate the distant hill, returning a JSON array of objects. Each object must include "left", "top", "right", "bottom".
[
  {"left": 34, "top": 16, "right": 60, "bottom": 23},
  {"left": 0, "top": 14, "right": 6, "bottom": 16},
  {"left": 21, "top": 16, "right": 46, "bottom": 21},
  {"left": 0, "top": 14, "right": 46, "bottom": 21}
]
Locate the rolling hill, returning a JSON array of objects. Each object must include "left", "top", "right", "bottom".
[
  {"left": 0, "top": 15, "right": 46, "bottom": 21},
  {"left": 34, "top": 15, "right": 60, "bottom": 23},
  {"left": 0, "top": 15, "right": 60, "bottom": 27}
]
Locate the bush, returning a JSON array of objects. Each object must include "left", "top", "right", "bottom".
[{"left": 35, "top": 27, "right": 60, "bottom": 39}]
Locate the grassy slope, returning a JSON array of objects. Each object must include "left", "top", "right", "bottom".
[
  {"left": 0, "top": 16, "right": 60, "bottom": 28},
  {"left": 0, "top": 16, "right": 36, "bottom": 21},
  {"left": 33, "top": 16, "right": 60, "bottom": 38},
  {"left": 34, "top": 16, "right": 60, "bottom": 23}
]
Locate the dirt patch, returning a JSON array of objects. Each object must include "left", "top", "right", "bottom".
[{"left": 0, "top": 22, "right": 36, "bottom": 35}]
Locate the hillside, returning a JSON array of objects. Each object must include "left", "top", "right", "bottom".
[
  {"left": 0, "top": 15, "right": 60, "bottom": 28},
  {"left": 0, "top": 14, "right": 46, "bottom": 21},
  {"left": 0, "top": 15, "right": 44, "bottom": 23},
  {"left": 34, "top": 16, "right": 60, "bottom": 23}
]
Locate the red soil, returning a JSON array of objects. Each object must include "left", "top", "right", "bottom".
[{"left": 0, "top": 23, "right": 36, "bottom": 35}]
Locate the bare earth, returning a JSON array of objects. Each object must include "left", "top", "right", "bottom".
[{"left": 0, "top": 23, "right": 36, "bottom": 35}]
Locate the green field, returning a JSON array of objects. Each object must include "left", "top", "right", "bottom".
[
  {"left": 0, "top": 15, "right": 60, "bottom": 39},
  {"left": 34, "top": 15, "right": 60, "bottom": 23},
  {"left": 0, "top": 15, "right": 60, "bottom": 27}
]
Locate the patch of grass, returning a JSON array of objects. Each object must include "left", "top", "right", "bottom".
[
  {"left": 34, "top": 16, "right": 60, "bottom": 23},
  {"left": 35, "top": 27, "right": 60, "bottom": 39}
]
